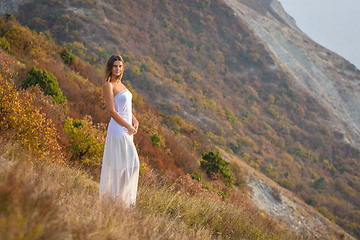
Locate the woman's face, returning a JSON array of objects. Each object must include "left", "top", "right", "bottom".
[{"left": 112, "top": 60, "right": 123, "bottom": 77}]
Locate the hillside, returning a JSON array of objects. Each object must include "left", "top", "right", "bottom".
[
  {"left": 1, "top": 0, "right": 360, "bottom": 238},
  {"left": 0, "top": 13, "right": 301, "bottom": 239},
  {"left": 225, "top": 0, "right": 360, "bottom": 148}
]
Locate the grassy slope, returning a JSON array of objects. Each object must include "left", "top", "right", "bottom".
[{"left": 0, "top": 140, "right": 295, "bottom": 239}]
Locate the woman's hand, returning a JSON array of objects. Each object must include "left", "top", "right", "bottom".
[
  {"left": 133, "top": 120, "right": 139, "bottom": 135},
  {"left": 126, "top": 124, "right": 137, "bottom": 135}
]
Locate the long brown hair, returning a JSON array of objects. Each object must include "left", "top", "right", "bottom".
[{"left": 104, "top": 54, "right": 124, "bottom": 83}]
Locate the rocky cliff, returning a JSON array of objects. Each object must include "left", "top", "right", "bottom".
[
  {"left": 0, "top": 0, "right": 26, "bottom": 14},
  {"left": 224, "top": 0, "right": 360, "bottom": 148}
]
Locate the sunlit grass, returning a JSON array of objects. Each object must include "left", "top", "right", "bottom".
[{"left": 0, "top": 140, "right": 297, "bottom": 239}]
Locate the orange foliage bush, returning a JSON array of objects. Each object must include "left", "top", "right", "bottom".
[{"left": 0, "top": 73, "right": 63, "bottom": 162}]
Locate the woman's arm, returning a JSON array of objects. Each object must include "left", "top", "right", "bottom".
[{"left": 103, "top": 82, "right": 136, "bottom": 135}]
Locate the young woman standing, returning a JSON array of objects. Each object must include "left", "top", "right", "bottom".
[{"left": 99, "top": 54, "right": 139, "bottom": 207}]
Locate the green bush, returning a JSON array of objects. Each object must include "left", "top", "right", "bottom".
[
  {"left": 140, "top": 63, "right": 148, "bottom": 72},
  {"left": 283, "top": 81, "right": 289, "bottom": 90},
  {"left": 311, "top": 177, "right": 327, "bottom": 191},
  {"left": 0, "top": 37, "right": 10, "bottom": 52},
  {"left": 4, "top": 13, "right": 15, "bottom": 22},
  {"left": 190, "top": 171, "right": 203, "bottom": 182},
  {"left": 131, "top": 65, "right": 141, "bottom": 77},
  {"left": 224, "top": 107, "right": 238, "bottom": 123},
  {"left": 60, "top": 47, "right": 75, "bottom": 65},
  {"left": 288, "top": 89, "right": 295, "bottom": 98},
  {"left": 64, "top": 116, "right": 105, "bottom": 164},
  {"left": 201, "top": 150, "right": 233, "bottom": 187},
  {"left": 172, "top": 73, "right": 184, "bottom": 83},
  {"left": 122, "top": 54, "right": 132, "bottom": 62},
  {"left": 317, "top": 206, "right": 335, "bottom": 221},
  {"left": 268, "top": 107, "right": 280, "bottom": 118},
  {"left": 21, "top": 66, "right": 67, "bottom": 104},
  {"left": 150, "top": 133, "right": 161, "bottom": 150},
  {"left": 217, "top": 190, "right": 228, "bottom": 201},
  {"left": 98, "top": 50, "right": 109, "bottom": 62}
]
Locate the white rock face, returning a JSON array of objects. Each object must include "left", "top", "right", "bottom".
[
  {"left": 0, "top": 0, "right": 26, "bottom": 14},
  {"left": 269, "top": 0, "right": 302, "bottom": 33},
  {"left": 224, "top": 0, "right": 360, "bottom": 148}
]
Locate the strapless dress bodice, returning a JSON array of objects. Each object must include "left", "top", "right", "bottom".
[{"left": 107, "top": 89, "right": 132, "bottom": 135}]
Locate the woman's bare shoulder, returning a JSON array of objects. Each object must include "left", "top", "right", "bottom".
[
  {"left": 103, "top": 81, "right": 114, "bottom": 96},
  {"left": 103, "top": 81, "right": 113, "bottom": 89}
]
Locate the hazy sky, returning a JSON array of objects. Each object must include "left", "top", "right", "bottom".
[{"left": 279, "top": 0, "right": 360, "bottom": 69}]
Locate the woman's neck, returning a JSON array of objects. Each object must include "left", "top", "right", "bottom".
[{"left": 111, "top": 76, "right": 121, "bottom": 83}]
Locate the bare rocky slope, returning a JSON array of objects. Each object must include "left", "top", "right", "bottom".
[
  {"left": 0, "top": 0, "right": 26, "bottom": 14},
  {"left": 220, "top": 148, "right": 355, "bottom": 239},
  {"left": 224, "top": 0, "right": 360, "bottom": 148}
]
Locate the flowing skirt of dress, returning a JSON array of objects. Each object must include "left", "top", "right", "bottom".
[{"left": 99, "top": 133, "right": 139, "bottom": 207}]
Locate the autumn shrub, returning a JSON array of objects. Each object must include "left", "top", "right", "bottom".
[
  {"left": 0, "top": 74, "right": 63, "bottom": 162},
  {"left": 135, "top": 130, "right": 183, "bottom": 178},
  {"left": 163, "top": 133, "right": 199, "bottom": 173},
  {"left": 63, "top": 115, "right": 105, "bottom": 165},
  {"left": 317, "top": 206, "right": 335, "bottom": 222},
  {"left": 268, "top": 107, "right": 280, "bottom": 119},
  {"left": 161, "top": 114, "right": 197, "bottom": 135},
  {"left": 22, "top": 66, "right": 67, "bottom": 104},
  {"left": 238, "top": 136, "right": 258, "bottom": 150},
  {"left": 131, "top": 65, "right": 141, "bottom": 77},
  {"left": 0, "top": 17, "right": 58, "bottom": 60},
  {"left": 64, "top": 42, "right": 88, "bottom": 61},
  {"left": 224, "top": 107, "right": 239, "bottom": 123}
]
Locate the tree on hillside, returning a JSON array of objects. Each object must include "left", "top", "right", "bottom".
[
  {"left": 60, "top": 47, "right": 75, "bottom": 65},
  {"left": 21, "top": 66, "right": 67, "bottom": 104},
  {"left": 0, "top": 37, "right": 10, "bottom": 52},
  {"left": 201, "top": 150, "right": 233, "bottom": 187}
]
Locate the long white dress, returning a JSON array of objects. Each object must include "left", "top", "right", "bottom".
[{"left": 99, "top": 88, "right": 139, "bottom": 207}]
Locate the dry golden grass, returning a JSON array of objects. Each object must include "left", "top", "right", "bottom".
[
  {"left": 0, "top": 141, "right": 193, "bottom": 239},
  {"left": 0, "top": 140, "right": 298, "bottom": 239}
]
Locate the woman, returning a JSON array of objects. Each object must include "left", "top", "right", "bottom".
[{"left": 99, "top": 54, "right": 140, "bottom": 207}]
